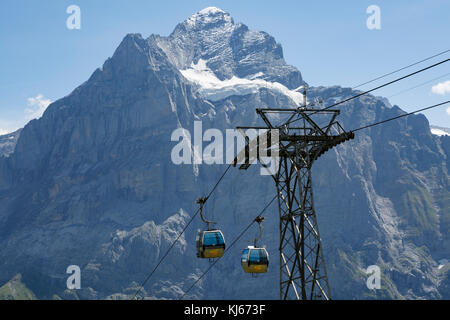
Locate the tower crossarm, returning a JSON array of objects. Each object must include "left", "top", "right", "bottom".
[{"left": 308, "top": 131, "right": 355, "bottom": 162}]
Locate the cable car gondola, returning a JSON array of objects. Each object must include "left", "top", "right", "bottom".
[
  {"left": 196, "top": 229, "right": 225, "bottom": 259},
  {"left": 241, "top": 246, "right": 269, "bottom": 273},
  {"left": 241, "top": 216, "right": 269, "bottom": 274},
  {"left": 195, "top": 197, "right": 226, "bottom": 259}
]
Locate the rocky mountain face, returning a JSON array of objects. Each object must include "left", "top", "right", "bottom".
[
  {"left": 0, "top": 7, "right": 449, "bottom": 300},
  {"left": 0, "top": 129, "right": 21, "bottom": 157},
  {"left": 154, "top": 7, "right": 303, "bottom": 90}
]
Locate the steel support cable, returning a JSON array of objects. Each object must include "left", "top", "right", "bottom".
[
  {"left": 179, "top": 194, "right": 278, "bottom": 300},
  {"left": 387, "top": 72, "right": 450, "bottom": 99},
  {"left": 311, "top": 71, "right": 450, "bottom": 131},
  {"left": 309, "top": 49, "right": 450, "bottom": 104},
  {"left": 351, "top": 100, "right": 450, "bottom": 132},
  {"left": 321, "top": 58, "right": 449, "bottom": 111},
  {"left": 322, "top": 58, "right": 449, "bottom": 112},
  {"left": 351, "top": 49, "right": 450, "bottom": 89},
  {"left": 292, "top": 49, "right": 450, "bottom": 118},
  {"left": 133, "top": 163, "right": 233, "bottom": 300},
  {"left": 299, "top": 49, "right": 449, "bottom": 100},
  {"left": 284, "top": 58, "right": 450, "bottom": 127}
]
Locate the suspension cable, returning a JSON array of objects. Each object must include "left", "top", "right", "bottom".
[
  {"left": 352, "top": 49, "right": 450, "bottom": 89},
  {"left": 352, "top": 100, "right": 450, "bottom": 132},
  {"left": 387, "top": 72, "right": 450, "bottom": 99},
  {"left": 284, "top": 58, "right": 449, "bottom": 127},
  {"left": 323, "top": 58, "right": 448, "bottom": 111},
  {"left": 133, "top": 164, "right": 233, "bottom": 299},
  {"left": 179, "top": 194, "right": 278, "bottom": 300}
]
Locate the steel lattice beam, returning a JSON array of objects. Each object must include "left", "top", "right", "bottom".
[
  {"left": 276, "top": 153, "right": 330, "bottom": 300},
  {"left": 234, "top": 93, "right": 354, "bottom": 300}
]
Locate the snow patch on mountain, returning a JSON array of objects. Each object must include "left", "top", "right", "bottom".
[
  {"left": 180, "top": 59, "right": 305, "bottom": 105},
  {"left": 430, "top": 125, "right": 450, "bottom": 136},
  {"left": 438, "top": 259, "right": 449, "bottom": 270},
  {"left": 431, "top": 128, "right": 449, "bottom": 136}
]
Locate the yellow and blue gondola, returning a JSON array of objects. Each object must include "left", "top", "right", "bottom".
[
  {"left": 196, "top": 229, "right": 225, "bottom": 259},
  {"left": 241, "top": 246, "right": 269, "bottom": 273}
]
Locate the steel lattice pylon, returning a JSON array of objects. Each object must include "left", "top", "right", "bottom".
[
  {"left": 276, "top": 143, "right": 330, "bottom": 300},
  {"left": 235, "top": 91, "right": 354, "bottom": 300}
]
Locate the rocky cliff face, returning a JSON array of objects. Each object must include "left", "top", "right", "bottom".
[
  {"left": 0, "top": 7, "right": 448, "bottom": 300},
  {"left": 0, "top": 129, "right": 21, "bottom": 158}
]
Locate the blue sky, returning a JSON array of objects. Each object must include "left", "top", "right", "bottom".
[{"left": 0, "top": 0, "right": 449, "bottom": 133}]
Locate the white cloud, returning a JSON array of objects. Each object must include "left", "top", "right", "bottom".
[
  {"left": 0, "top": 119, "right": 18, "bottom": 136},
  {"left": 0, "top": 94, "right": 52, "bottom": 135},
  {"left": 431, "top": 80, "right": 450, "bottom": 95},
  {"left": 25, "top": 94, "right": 51, "bottom": 121}
]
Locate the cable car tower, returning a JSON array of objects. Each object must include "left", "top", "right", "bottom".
[{"left": 235, "top": 86, "right": 354, "bottom": 300}]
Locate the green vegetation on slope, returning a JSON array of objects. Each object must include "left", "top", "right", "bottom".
[
  {"left": 0, "top": 274, "right": 37, "bottom": 300},
  {"left": 400, "top": 185, "right": 439, "bottom": 242}
]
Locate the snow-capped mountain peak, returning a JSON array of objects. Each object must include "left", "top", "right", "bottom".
[
  {"left": 154, "top": 7, "right": 304, "bottom": 92},
  {"left": 198, "top": 6, "right": 226, "bottom": 15},
  {"left": 185, "top": 7, "right": 233, "bottom": 28}
]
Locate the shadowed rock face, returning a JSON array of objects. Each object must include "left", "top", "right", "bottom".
[
  {"left": 0, "top": 7, "right": 449, "bottom": 300},
  {"left": 0, "top": 129, "right": 21, "bottom": 158}
]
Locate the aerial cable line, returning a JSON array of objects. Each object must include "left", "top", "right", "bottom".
[
  {"left": 320, "top": 58, "right": 449, "bottom": 111},
  {"left": 179, "top": 194, "right": 278, "bottom": 300},
  {"left": 387, "top": 72, "right": 450, "bottom": 99},
  {"left": 323, "top": 59, "right": 450, "bottom": 110},
  {"left": 296, "top": 49, "right": 449, "bottom": 110},
  {"left": 352, "top": 100, "right": 450, "bottom": 132},
  {"left": 133, "top": 163, "right": 233, "bottom": 300},
  {"left": 351, "top": 49, "right": 450, "bottom": 89},
  {"left": 285, "top": 58, "right": 450, "bottom": 127},
  {"left": 312, "top": 72, "right": 450, "bottom": 131}
]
